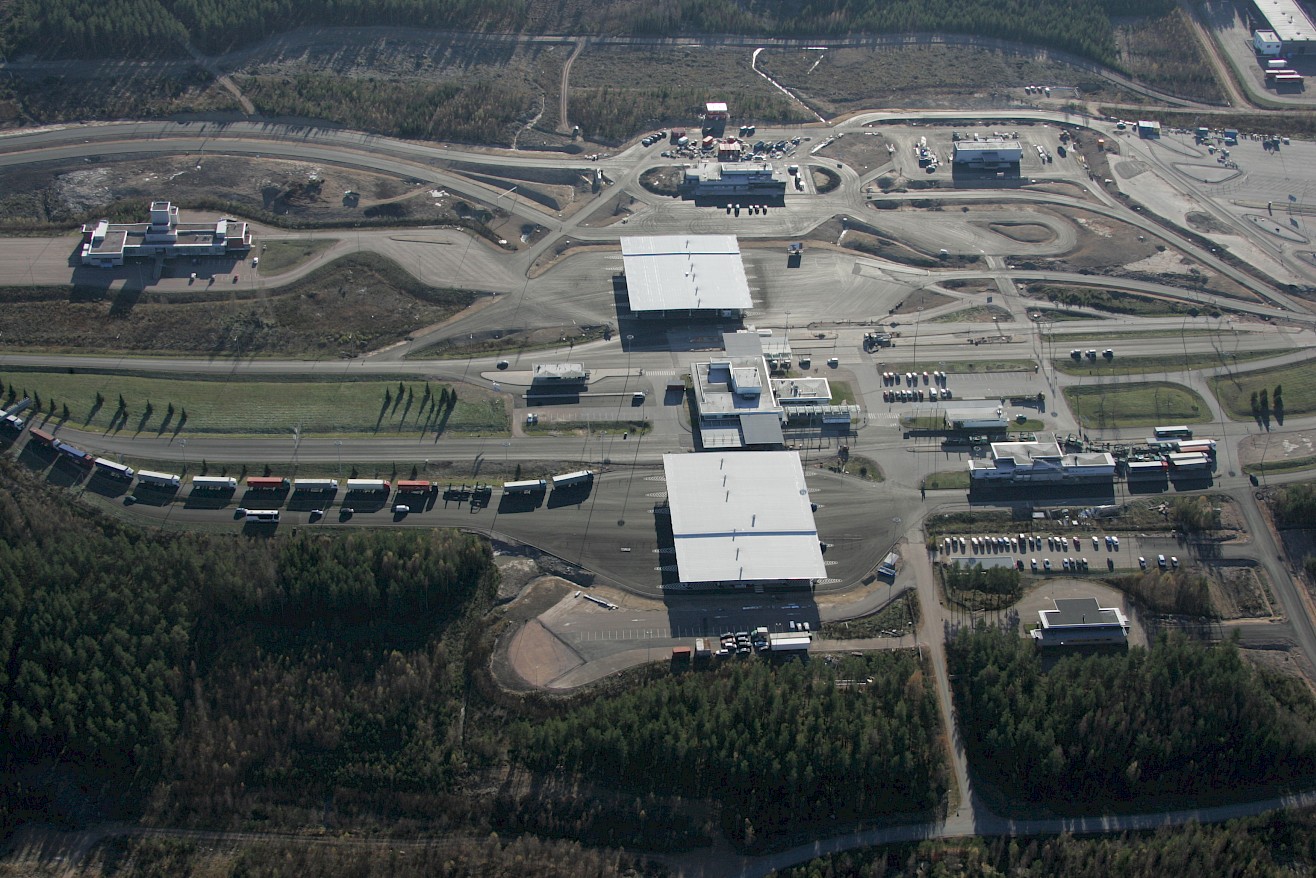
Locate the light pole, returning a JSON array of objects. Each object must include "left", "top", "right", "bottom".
[{"left": 912, "top": 307, "right": 923, "bottom": 371}]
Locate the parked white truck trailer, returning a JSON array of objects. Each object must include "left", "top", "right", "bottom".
[
  {"left": 550, "top": 470, "right": 594, "bottom": 489},
  {"left": 345, "top": 479, "right": 391, "bottom": 493},
  {"left": 767, "top": 633, "right": 812, "bottom": 653},
  {"left": 294, "top": 478, "right": 339, "bottom": 492},
  {"left": 136, "top": 470, "right": 181, "bottom": 488}
]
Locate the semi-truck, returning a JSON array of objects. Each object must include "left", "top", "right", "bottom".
[
  {"left": 395, "top": 480, "right": 434, "bottom": 493},
  {"left": 503, "top": 479, "right": 548, "bottom": 494},
  {"left": 767, "top": 632, "right": 812, "bottom": 653},
  {"left": 93, "top": 457, "right": 134, "bottom": 479},
  {"left": 345, "top": 479, "right": 391, "bottom": 493},
  {"left": 136, "top": 470, "right": 181, "bottom": 488},
  {"left": 550, "top": 470, "right": 594, "bottom": 489},
  {"left": 191, "top": 476, "right": 239, "bottom": 491},
  {"left": 293, "top": 478, "right": 339, "bottom": 492},
  {"left": 246, "top": 476, "right": 289, "bottom": 490}
]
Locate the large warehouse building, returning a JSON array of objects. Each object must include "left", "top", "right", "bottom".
[
  {"left": 951, "top": 139, "right": 1023, "bottom": 169},
  {"left": 968, "top": 434, "right": 1116, "bottom": 485},
  {"left": 662, "top": 451, "right": 826, "bottom": 589},
  {"left": 1251, "top": 0, "right": 1316, "bottom": 53},
  {"left": 79, "top": 201, "right": 252, "bottom": 267},
  {"left": 619, "top": 235, "right": 754, "bottom": 319}
]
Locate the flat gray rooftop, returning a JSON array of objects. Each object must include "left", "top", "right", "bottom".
[{"left": 621, "top": 234, "right": 754, "bottom": 313}]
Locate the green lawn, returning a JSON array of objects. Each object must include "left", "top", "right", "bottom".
[
  {"left": 1210, "top": 358, "right": 1316, "bottom": 420},
  {"left": 923, "top": 470, "right": 971, "bottom": 490},
  {"left": 1054, "top": 348, "right": 1289, "bottom": 377},
  {"left": 256, "top": 238, "right": 336, "bottom": 275},
  {"left": 828, "top": 380, "right": 857, "bottom": 405},
  {"left": 1063, "top": 381, "right": 1211, "bottom": 429},
  {"left": 0, "top": 371, "right": 508, "bottom": 436},
  {"left": 879, "top": 360, "right": 1035, "bottom": 374}
]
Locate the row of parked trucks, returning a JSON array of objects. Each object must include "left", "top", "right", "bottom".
[{"left": 9, "top": 415, "right": 596, "bottom": 513}]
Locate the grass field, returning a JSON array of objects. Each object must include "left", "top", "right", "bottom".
[
  {"left": 0, "top": 371, "right": 508, "bottom": 437},
  {"left": 879, "top": 360, "right": 1036, "bottom": 374},
  {"left": 1210, "top": 359, "right": 1316, "bottom": 421},
  {"left": 524, "top": 419, "right": 649, "bottom": 436},
  {"left": 1063, "top": 381, "right": 1211, "bottom": 429},
  {"left": 1054, "top": 348, "right": 1290, "bottom": 377},
  {"left": 257, "top": 238, "right": 337, "bottom": 275},
  {"left": 1042, "top": 328, "right": 1229, "bottom": 343},
  {"left": 0, "top": 253, "right": 477, "bottom": 359},
  {"left": 923, "top": 470, "right": 971, "bottom": 490},
  {"left": 1027, "top": 285, "right": 1211, "bottom": 318},
  {"left": 1244, "top": 455, "right": 1316, "bottom": 476}
]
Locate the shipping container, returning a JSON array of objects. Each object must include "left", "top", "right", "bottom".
[
  {"left": 503, "top": 478, "right": 547, "bottom": 494},
  {"left": 27, "top": 427, "right": 56, "bottom": 446},
  {"left": 395, "top": 480, "right": 434, "bottom": 493}
]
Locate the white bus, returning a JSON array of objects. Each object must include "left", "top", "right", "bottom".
[
  {"left": 93, "top": 457, "right": 135, "bottom": 479},
  {"left": 244, "top": 509, "right": 281, "bottom": 523},
  {"left": 191, "top": 476, "right": 238, "bottom": 491},
  {"left": 136, "top": 470, "right": 181, "bottom": 488}
]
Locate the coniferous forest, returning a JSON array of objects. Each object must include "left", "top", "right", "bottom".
[
  {"left": 4, "top": 0, "right": 1170, "bottom": 66},
  {"left": 0, "top": 454, "right": 948, "bottom": 866},
  {"left": 948, "top": 625, "right": 1316, "bottom": 809}
]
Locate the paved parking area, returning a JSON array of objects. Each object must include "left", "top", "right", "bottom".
[{"left": 937, "top": 531, "right": 1174, "bottom": 574}]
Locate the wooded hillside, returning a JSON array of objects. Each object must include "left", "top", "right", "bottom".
[{"left": 5, "top": 0, "right": 1171, "bottom": 66}]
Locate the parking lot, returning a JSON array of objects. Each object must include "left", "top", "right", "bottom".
[{"left": 937, "top": 531, "right": 1175, "bottom": 574}]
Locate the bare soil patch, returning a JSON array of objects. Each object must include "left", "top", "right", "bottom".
[
  {"left": 1186, "top": 210, "right": 1233, "bottom": 234},
  {"left": 507, "top": 620, "right": 584, "bottom": 687},
  {"left": 0, "top": 252, "right": 477, "bottom": 358},
  {"left": 1210, "top": 565, "right": 1275, "bottom": 619},
  {"left": 1007, "top": 205, "right": 1156, "bottom": 272},
  {"left": 577, "top": 189, "right": 648, "bottom": 228},
  {"left": 892, "top": 288, "right": 954, "bottom": 313},
  {"left": 817, "top": 132, "right": 892, "bottom": 175},
  {"left": 0, "top": 154, "right": 503, "bottom": 232}
]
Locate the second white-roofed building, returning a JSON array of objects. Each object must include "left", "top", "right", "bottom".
[
  {"left": 620, "top": 234, "right": 754, "bottom": 319},
  {"left": 662, "top": 451, "right": 826, "bottom": 589},
  {"left": 968, "top": 433, "right": 1115, "bottom": 485}
]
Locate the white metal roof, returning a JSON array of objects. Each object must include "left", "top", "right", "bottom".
[
  {"left": 1255, "top": 0, "right": 1316, "bottom": 43},
  {"left": 663, "top": 451, "right": 825, "bottom": 583},
  {"left": 621, "top": 235, "right": 754, "bottom": 313}
]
